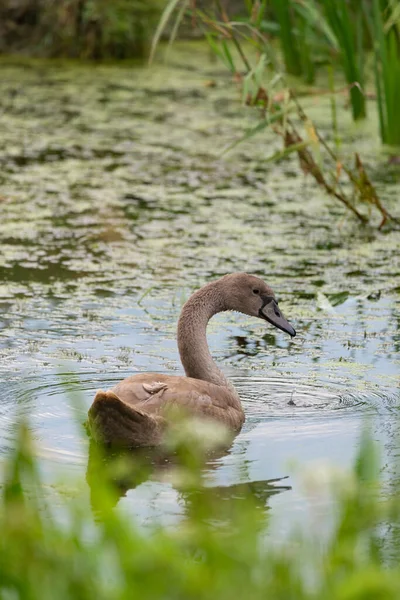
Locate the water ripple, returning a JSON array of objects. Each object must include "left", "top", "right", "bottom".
[{"left": 0, "top": 371, "right": 397, "bottom": 466}]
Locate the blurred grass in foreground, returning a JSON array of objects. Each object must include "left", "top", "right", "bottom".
[{"left": 1, "top": 414, "right": 400, "bottom": 600}]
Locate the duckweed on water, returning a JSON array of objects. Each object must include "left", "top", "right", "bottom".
[
  {"left": 0, "top": 44, "right": 399, "bottom": 532},
  {"left": 155, "top": 3, "right": 399, "bottom": 223}
]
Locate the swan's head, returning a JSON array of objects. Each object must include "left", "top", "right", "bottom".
[{"left": 221, "top": 273, "right": 296, "bottom": 337}]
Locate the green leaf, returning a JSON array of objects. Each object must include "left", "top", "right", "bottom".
[{"left": 149, "top": 0, "right": 188, "bottom": 64}]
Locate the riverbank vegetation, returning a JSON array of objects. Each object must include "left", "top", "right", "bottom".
[
  {"left": 2, "top": 416, "right": 400, "bottom": 599},
  {"left": 266, "top": 0, "right": 400, "bottom": 143},
  {"left": 152, "top": 0, "right": 399, "bottom": 227},
  {"left": 0, "top": 0, "right": 162, "bottom": 59}
]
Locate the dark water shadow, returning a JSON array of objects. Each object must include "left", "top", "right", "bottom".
[{"left": 86, "top": 439, "right": 291, "bottom": 519}]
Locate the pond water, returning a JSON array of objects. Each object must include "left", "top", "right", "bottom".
[{"left": 0, "top": 44, "right": 399, "bottom": 531}]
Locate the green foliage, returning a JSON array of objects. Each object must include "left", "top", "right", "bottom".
[
  {"left": 262, "top": 0, "right": 367, "bottom": 116},
  {"left": 0, "top": 0, "right": 163, "bottom": 59},
  {"left": 152, "top": 0, "right": 396, "bottom": 226},
  {"left": 260, "top": 0, "right": 368, "bottom": 119},
  {"left": 317, "top": 0, "right": 366, "bottom": 120},
  {"left": 1, "top": 416, "right": 400, "bottom": 599},
  {"left": 269, "top": 0, "right": 302, "bottom": 77},
  {"left": 367, "top": 0, "right": 400, "bottom": 145},
  {"left": 153, "top": 0, "right": 400, "bottom": 139},
  {"left": 269, "top": 0, "right": 400, "bottom": 136}
]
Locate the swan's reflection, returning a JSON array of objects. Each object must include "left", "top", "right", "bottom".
[{"left": 86, "top": 440, "right": 291, "bottom": 519}]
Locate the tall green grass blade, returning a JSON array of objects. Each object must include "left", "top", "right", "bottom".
[
  {"left": 365, "top": 1, "right": 387, "bottom": 142},
  {"left": 149, "top": 0, "right": 187, "bottom": 64},
  {"left": 270, "top": 0, "right": 302, "bottom": 76},
  {"left": 297, "top": 0, "right": 338, "bottom": 49},
  {"left": 328, "top": 66, "right": 340, "bottom": 151},
  {"left": 222, "top": 107, "right": 295, "bottom": 154},
  {"left": 320, "top": 0, "right": 366, "bottom": 120},
  {"left": 255, "top": 0, "right": 268, "bottom": 28},
  {"left": 375, "top": 0, "right": 390, "bottom": 142},
  {"left": 297, "top": 13, "right": 315, "bottom": 84},
  {"left": 244, "top": 0, "right": 253, "bottom": 14},
  {"left": 386, "top": 30, "right": 400, "bottom": 144},
  {"left": 167, "top": 0, "right": 190, "bottom": 57},
  {"left": 265, "top": 141, "right": 310, "bottom": 163},
  {"left": 356, "top": 7, "right": 364, "bottom": 91},
  {"left": 385, "top": 0, "right": 400, "bottom": 32},
  {"left": 221, "top": 39, "right": 236, "bottom": 74},
  {"left": 242, "top": 54, "right": 267, "bottom": 104},
  {"left": 369, "top": 0, "right": 400, "bottom": 145},
  {"left": 205, "top": 32, "right": 226, "bottom": 65}
]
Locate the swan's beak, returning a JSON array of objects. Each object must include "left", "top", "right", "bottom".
[{"left": 259, "top": 296, "right": 296, "bottom": 337}]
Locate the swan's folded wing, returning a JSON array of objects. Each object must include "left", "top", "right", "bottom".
[{"left": 110, "top": 374, "right": 244, "bottom": 430}]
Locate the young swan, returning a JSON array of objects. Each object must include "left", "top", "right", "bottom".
[{"left": 88, "top": 273, "right": 296, "bottom": 447}]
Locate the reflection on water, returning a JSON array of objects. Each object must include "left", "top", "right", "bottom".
[
  {"left": 0, "top": 49, "right": 399, "bottom": 530},
  {"left": 85, "top": 439, "right": 292, "bottom": 519},
  {"left": 0, "top": 364, "right": 399, "bottom": 528}
]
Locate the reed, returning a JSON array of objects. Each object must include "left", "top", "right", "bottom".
[
  {"left": 271, "top": 0, "right": 400, "bottom": 139},
  {"left": 270, "top": 0, "right": 302, "bottom": 76},
  {"left": 152, "top": 0, "right": 396, "bottom": 227},
  {"left": 296, "top": 10, "right": 316, "bottom": 84},
  {"left": 367, "top": 0, "right": 400, "bottom": 145},
  {"left": 304, "top": 0, "right": 367, "bottom": 121}
]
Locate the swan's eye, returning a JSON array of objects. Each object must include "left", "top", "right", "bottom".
[{"left": 253, "top": 289, "right": 260, "bottom": 295}]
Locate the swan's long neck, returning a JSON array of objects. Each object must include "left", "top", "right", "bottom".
[{"left": 177, "top": 281, "right": 230, "bottom": 387}]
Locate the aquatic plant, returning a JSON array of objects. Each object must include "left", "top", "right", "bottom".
[
  {"left": 269, "top": 0, "right": 303, "bottom": 77},
  {"left": 367, "top": 0, "right": 400, "bottom": 146},
  {"left": 212, "top": 0, "right": 367, "bottom": 119},
  {"left": 171, "top": 1, "right": 399, "bottom": 140},
  {"left": 152, "top": 0, "right": 397, "bottom": 227},
  {"left": 1, "top": 412, "right": 400, "bottom": 599},
  {"left": 268, "top": 0, "right": 400, "bottom": 138},
  {"left": 315, "top": 0, "right": 366, "bottom": 120},
  {"left": 288, "top": 0, "right": 367, "bottom": 120}
]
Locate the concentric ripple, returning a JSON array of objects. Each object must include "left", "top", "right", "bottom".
[
  {"left": 0, "top": 53, "right": 399, "bottom": 525},
  {"left": 0, "top": 371, "right": 397, "bottom": 464}
]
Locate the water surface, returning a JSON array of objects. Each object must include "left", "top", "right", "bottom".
[{"left": 0, "top": 45, "right": 399, "bottom": 530}]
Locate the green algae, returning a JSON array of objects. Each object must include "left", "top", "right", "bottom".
[
  {"left": 0, "top": 45, "right": 399, "bottom": 377},
  {"left": 0, "top": 44, "right": 399, "bottom": 524}
]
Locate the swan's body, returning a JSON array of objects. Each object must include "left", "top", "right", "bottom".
[{"left": 88, "top": 273, "right": 295, "bottom": 447}]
